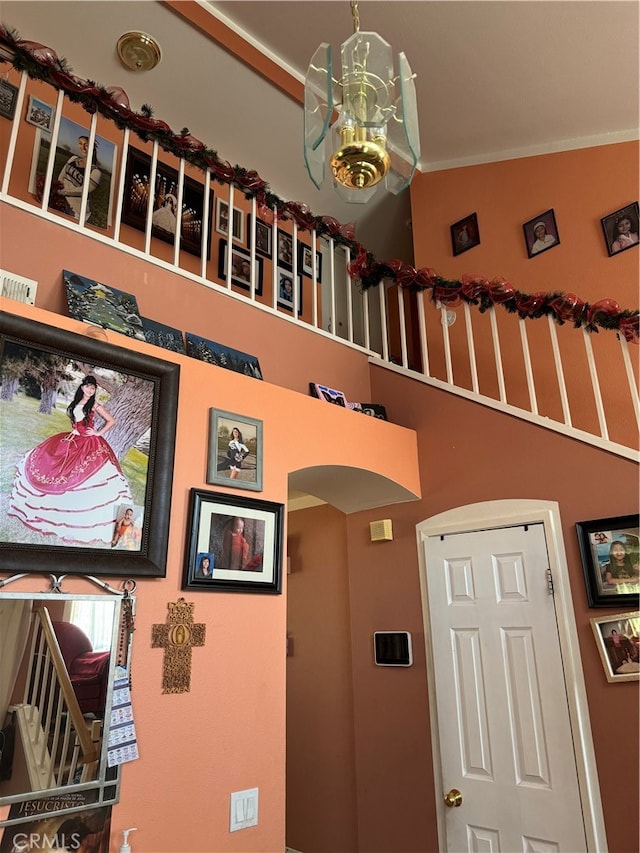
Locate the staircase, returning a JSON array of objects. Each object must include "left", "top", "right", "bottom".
[{"left": 10, "top": 605, "right": 100, "bottom": 792}]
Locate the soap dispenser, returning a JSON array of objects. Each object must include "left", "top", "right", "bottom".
[{"left": 120, "top": 827, "right": 137, "bottom": 853}]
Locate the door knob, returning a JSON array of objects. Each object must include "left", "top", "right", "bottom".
[{"left": 444, "top": 788, "right": 463, "bottom": 808}]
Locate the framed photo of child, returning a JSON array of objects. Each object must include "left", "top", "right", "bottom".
[
  {"left": 450, "top": 212, "right": 480, "bottom": 256},
  {"left": 601, "top": 202, "right": 639, "bottom": 257},
  {"left": 576, "top": 514, "right": 639, "bottom": 607}
]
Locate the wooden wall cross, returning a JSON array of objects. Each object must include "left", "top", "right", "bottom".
[{"left": 151, "top": 598, "right": 206, "bottom": 694}]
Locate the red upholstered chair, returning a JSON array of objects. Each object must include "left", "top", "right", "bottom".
[{"left": 51, "top": 621, "right": 111, "bottom": 716}]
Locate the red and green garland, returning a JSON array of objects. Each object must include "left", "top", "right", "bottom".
[{"left": 1, "top": 25, "right": 638, "bottom": 343}]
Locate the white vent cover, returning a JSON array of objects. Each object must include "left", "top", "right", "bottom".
[{"left": 1, "top": 270, "right": 38, "bottom": 305}]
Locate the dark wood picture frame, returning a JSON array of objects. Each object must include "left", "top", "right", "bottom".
[
  {"left": 121, "top": 146, "right": 213, "bottom": 258},
  {"left": 277, "top": 231, "right": 294, "bottom": 266},
  {"left": 182, "top": 489, "right": 283, "bottom": 594},
  {"left": 0, "top": 79, "right": 19, "bottom": 120},
  {"left": 600, "top": 202, "right": 639, "bottom": 257},
  {"left": 217, "top": 239, "right": 263, "bottom": 294},
  {"left": 523, "top": 208, "right": 560, "bottom": 258},
  {"left": 450, "top": 212, "right": 480, "bottom": 256},
  {"left": 0, "top": 312, "right": 179, "bottom": 577},
  {"left": 576, "top": 514, "right": 639, "bottom": 608},
  {"left": 248, "top": 214, "right": 273, "bottom": 258}
]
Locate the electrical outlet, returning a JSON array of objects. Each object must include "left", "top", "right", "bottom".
[{"left": 230, "top": 787, "right": 258, "bottom": 832}]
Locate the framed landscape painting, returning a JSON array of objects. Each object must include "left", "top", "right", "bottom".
[
  {"left": 0, "top": 312, "right": 179, "bottom": 577},
  {"left": 63, "top": 269, "right": 146, "bottom": 341},
  {"left": 185, "top": 332, "right": 263, "bottom": 380}
]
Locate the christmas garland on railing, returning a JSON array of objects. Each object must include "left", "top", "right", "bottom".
[{"left": 1, "top": 24, "right": 638, "bottom": 343}]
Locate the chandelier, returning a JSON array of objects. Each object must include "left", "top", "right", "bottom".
[{"left": 303, "top": 0, "right": 420, "bottom": 203}]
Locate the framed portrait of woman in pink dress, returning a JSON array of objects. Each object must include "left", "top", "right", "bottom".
[{"left": 0, "top": 312, "right": 179, "bottom": 577}]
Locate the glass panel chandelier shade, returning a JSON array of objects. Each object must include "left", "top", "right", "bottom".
[
  {"left": 304, "top": 42, "right": 336, "bottom": 190},
  {"left": 303, "top": 21, "right": 420, "bottom": 203}
]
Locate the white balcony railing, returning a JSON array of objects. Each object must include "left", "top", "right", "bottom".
[{"left": 1, "top": 63, "right": 638, "bottom": 461}]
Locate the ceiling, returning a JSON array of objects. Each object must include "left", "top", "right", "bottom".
[{"left": 2, "top": 1, "right": 638, "bottom": 263}]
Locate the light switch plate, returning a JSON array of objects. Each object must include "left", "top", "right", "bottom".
[{"left": 230, "top": 787, "right": 259, "bottom": 832}]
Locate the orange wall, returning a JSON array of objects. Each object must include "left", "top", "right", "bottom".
[
  {"left": 282, "top": 143, "right": 638, "bottom": 853},
  {"left": 286, "top": 371, "right": 638, "bottom": 853},
  {"left": 0, "top": 297, "right": 420, "bottom": 853},
  {"left": 410, "top": 142, "right": 639, "bottom": 305},
  {"left": 408, "top": 142, "right": 639, "bottom": 447},
  {"left": 355, "top": 367, "right": 639, "bottom": 853},
  {"left": 286, "top": 505, "right": 358, "bottom": 853}
]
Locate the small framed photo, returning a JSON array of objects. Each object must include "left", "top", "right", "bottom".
[
  {"left": 217, "top": 239, "right": 263, "bottom": 294},
  {"left": 277, "top": 230, "right": 294, "bottom": 266},
  {"left": 601, "top": 202, "right": 639, "bottom": 256},
  {"left": 25, "top": 95, "right": 54, "bottom": 130},
  {"left": 309, "top": 382, "right": 349, "bottom": 408},
  {"left": 590, "top": 611, "right": 640, "bottom": 682},
  {"left": 523, "top": 209, "right": 560, "bottom": 258},
  {"left": 576, "top": 514, "right": 639, "bottom": 607},
  {"left": 248, "top": 214, "right": 272, "bottom": 258},
  {"left": 207, "top": 408, "right": 263, "bottom": 491},
  {"left": 299, "top": 243, "right": 323, "bottom": 281},
  {"left": 450, "top": 212, "right": 480, "bottom": 256},
  {"left": 182, "top": 489, "right": 284, "bottom": 594},
  {"left": 0, "top": 79, "right": 19, "bottom": 120},
  {"left": 215, "top": 197, "right": 244, "bottom": 243},
  {"left": 277, "top": 267, "right": 302, "bottom": 314}
]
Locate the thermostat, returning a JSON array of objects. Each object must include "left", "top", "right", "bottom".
[{"left": 374, "top": 631, "right": 413, "bottom": 667}]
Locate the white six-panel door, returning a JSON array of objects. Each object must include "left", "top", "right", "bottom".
[{"left": 417, "top": 501, "right": 607, "bottom": 853}]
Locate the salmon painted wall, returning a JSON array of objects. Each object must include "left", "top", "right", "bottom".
[
  {"left": 348, "top": 365, "right": 638, "bottom": 853},
  {"left": 408, "top": 142, "right": 639, "bottom": 448},
  {"left": 0, "top": 297, "right": 420, "bottom": 853},
  {"left": 286, "top": 505, "right": 358, "bottom": 853},
  {"left": 282, "top": 360, "right": 637, "bottom": 852},
  {"left": 278, "top": 143, "right": 639, "bottom": 853}
]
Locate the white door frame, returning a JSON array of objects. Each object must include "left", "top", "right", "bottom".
[{"left": 416, "top": 499, "right": 607, "bottom": 852}]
